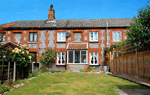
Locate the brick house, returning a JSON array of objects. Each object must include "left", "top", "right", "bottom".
[{"left": 0, "top": 5, "right": 133, "bottom": 72}]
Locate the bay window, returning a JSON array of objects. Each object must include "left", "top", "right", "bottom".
[
  {"left": 90, "top": 32, "right": 98, "bottom": 41},
  {"left": 90, "top": 52, "right": 98, "bottom": 65},
  {"left": 57, "top": 52, "right": 65, "bottom": 65},
  {"left": 68, "top": 50, "right": 87, "bottom": 64}
]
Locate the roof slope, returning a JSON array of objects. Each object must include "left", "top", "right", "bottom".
[{"left": 0, "top": 19, "right": 133, "bottom": 29}]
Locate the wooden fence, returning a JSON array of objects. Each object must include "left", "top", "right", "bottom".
[{"left": 107, "top": 44, "right": 150, "bottom": 80}]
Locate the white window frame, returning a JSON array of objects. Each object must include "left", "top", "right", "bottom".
[
  {"left": 90, "top": 52, "right": 99, "bottom": 65},
  {"left": 57, "top": 52, "right": 65, "bottom": 65},
  {"left": 57, "top": 32, "right": 66, "bottom": 42},
  {"left": 67, "top": 50, "right": 88, "bottom": 64},
  {"left": 89, "top": 32, "right": 98, "bottom": 42},
  {"left": 113, "top": 31, "right": 122, "bottom": 42},
  {"left": 0, "top": 33, "right": 5, "bottom": 42}
]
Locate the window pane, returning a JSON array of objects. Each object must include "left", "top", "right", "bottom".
[
  {"left": 68, "top": 51, "right": 73, "bottom": 63},
  {"left": 75, "top": 51, "right": 80, "bottom": 63},
  {"left": 90, "top": 52, "right": 93, "bottom": 64},
  {"left": 95, "top": 52, "right": 98, "bottom": 64},
  {"left": 3, "top": 34, "right": 5, "bottom": 42},
  {"left": 113, "top": 32, "right": 115, "bottom": 41},
  {"left": 34, "top": 33, "right": 37, "bottom": 41},
  {"left": 57, "top": 32, "right": 61, "bottom": 41},
  {"left": 81, "top": 51, "right": 86, "bottom": 63},
  {"left": 57, "top": 52, "right": 61, "bottom": 64},
  {"left": 62, "top": 32, "right": 66, "bottom": 41},
  {"left": 95, "top": 32, "right": 98, "bottom": 41},
  {"left": 30, "top": 33, "right": 33, "bottom": 41},
  {"left": 90, "top": 32, "right": 93, "bottom": 41},
  {"left": 119, "top": 32, "right": 122, "bottom": 41},
  {"left": 62, "top": 52, "right": 65, "bottom": 64}
]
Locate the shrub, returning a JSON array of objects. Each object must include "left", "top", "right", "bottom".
[
  {"left": 29, "top": 73, "right": 33, "bottom": 78},
  {"left": 91, "top": 69, "right": 96, "bottom": 72},
  {"left": 39, "top": 48, "right": 57, "bottom": 69},
  {"left": 87, "top": 67, "right": 92, "bottom": 70},
  {"left": 67, "top": 69, "right": 72, "bottom": 72},
  {"left": 62, "top": 70, "right": 67, "bottom": 73},
  {"left": 50, "top": 70, "right": 54, "bottom": 73},
  {"left": 79, "top": 69, "right": 85, "bottom": 72},
  {"left": 0, "top": 85, "right": 9, "bottom": 94},
  {"left": 85, "top": 69, "right": 91, "bottom": 72}
]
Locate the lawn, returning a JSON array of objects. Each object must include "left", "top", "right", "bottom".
[{"left": 5, "top": 72, "right": 148, "bottom": 95}]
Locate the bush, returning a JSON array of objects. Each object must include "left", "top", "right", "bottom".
[
  {"left": 29, "top": 73, "right": 33, "bottom": 78},
  {"left": 62, "top": 70, "right": 67, "bottom": 73},
  {"left": 0, "top": 85, "right": 9, "bottom": 94},
  {"left": 85, "top": 69, "right": 91, "bottom": 72},
  {"left": 67, "top": 69, "right": 71, "bottom": 72},
  {"left": 50, "top": 70, "right": 54, "bottom": 73},
  {"left": 87, "top": 67, "right": 92, "bottom": 70},
  {"left": 79, "top": 69, "right": 85, "bottom": 72}
]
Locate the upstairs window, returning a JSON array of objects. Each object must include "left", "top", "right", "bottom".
[
  {"left": 90, "top": 32, "right": 98, "bottom": 41},
  {"left": 113, "top": 31, "right": 122, "bottom": 42},
  {"left": 57, "top": 52, "right": 65, "bottom": 65},
  {"left": 29, "top": 32, "right": 37, "bottom": 42},
  {"left": 0, "top": 33, "right": 5, "bottom": 42},
  {"left": 57, "top": 32, "right": 66, "bottom": 42}
]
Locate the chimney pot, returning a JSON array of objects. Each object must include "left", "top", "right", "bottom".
[{"left": 50, "top": 5, "right": 53, "bottom": 8}]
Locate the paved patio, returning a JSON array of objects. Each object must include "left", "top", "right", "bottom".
[{"left": 114, "top": 89, "right": 150, "bottom": 95}]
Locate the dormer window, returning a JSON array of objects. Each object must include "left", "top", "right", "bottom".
[{"left": 57, "top": 32, "right": 66, "bottom": 42}]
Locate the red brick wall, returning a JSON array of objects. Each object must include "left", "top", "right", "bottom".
[{"left": 0, "top": 28, "right": 128, "bottom": 67}]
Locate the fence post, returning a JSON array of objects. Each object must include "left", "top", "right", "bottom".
[
  {"left": 135, "top": 48, "right": 139, "bottom": 78},
  {"left": 13, "top": 61, "right": 16, "bottom": 82},
  {"left": 131, "top": 57, "right": 133, "bottom": 76},
  {"left": 1, "top": 60, "right": 4, "bottom": 84},
  {"left": 8, "top": 62, "right": 10, "bottom": 81},
  {"left": 142, "top": 52, "right": 145, "bottom": 77}
]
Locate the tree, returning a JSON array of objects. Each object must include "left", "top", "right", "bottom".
[
  {"left": 39, "top": 48, "right": 57, "bottom": 70},
  {"left": 127, "top": 1, "right": 150, "bottom": 49}
]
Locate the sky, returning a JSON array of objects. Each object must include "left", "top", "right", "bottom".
[{"left": 0, "top": 0, "right": 149, "bottom": 25}]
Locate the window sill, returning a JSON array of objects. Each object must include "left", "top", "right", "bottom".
[
  {"left": 89, "top": 64, "right": 100, "bottom": 66},
  {"left": 28, "top": 42, "right": 38, "bottom": 44},
  {"left": 67, "top": 63, "right": 88, "bottom": 64},
  {"left": 56, "top": 64, "right": 66, "bottom": 65},
  {"left": 89, "top": 41, "right": 99, "bottom": 43},
  {"left": 57, "top": 41, "right": 66, "bottom": 43}
]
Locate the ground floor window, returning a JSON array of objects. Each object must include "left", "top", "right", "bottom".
[
  {"left": 68, "top": 50, "right": 87, "bottom": 64},
  {"left": 57, "top": 52, "right": 65, "bottom": 65},
  {"left": 90, "top": 52, "right": 98, "bottom": 65}
]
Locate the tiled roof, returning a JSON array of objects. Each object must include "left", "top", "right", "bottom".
[
  {"left": 68, "top": 44, "right": 87, "bottom": 50},
  {"left": 0, "top": 19, "right": 133, "bottom": 29}
]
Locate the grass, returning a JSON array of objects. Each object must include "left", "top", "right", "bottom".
[{"left": 5, "top": 72, "right": 149, "bottom": 95}]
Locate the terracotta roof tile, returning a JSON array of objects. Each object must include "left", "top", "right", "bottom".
[{"left": 68, "top": 44, "right": 87, "bottom": 50}]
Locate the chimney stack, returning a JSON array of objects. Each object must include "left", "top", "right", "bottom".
[{"left": 48, "top": 5, "right": 55, "bottom": 20}]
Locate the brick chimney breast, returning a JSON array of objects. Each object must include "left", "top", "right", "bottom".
[{"left": 48, "top": 5, "right": 55, "bottom": 20}]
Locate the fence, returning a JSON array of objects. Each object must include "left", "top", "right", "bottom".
[{"left": 107, "top": 44, "right": 150, "bottom": 80}]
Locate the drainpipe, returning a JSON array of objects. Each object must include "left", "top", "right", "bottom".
[{"left": 106, "top": 22, "right": 108, "bottom": 47}]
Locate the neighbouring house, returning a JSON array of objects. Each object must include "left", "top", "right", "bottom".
[{"left": 0, "top": 5, "right": 133, "bottom": 72}]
